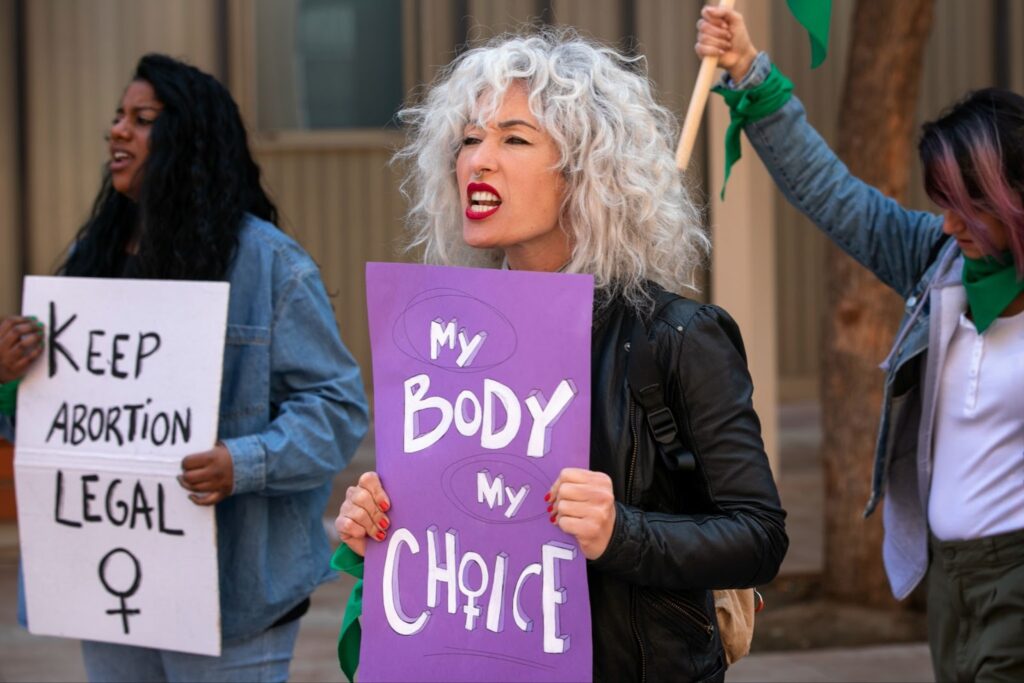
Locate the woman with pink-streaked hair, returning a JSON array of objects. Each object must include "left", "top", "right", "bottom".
[{"left": 698, "top": 6, "right": 1024, "bottom": 681}]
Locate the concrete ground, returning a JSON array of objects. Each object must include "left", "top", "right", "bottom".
[{"left": 0, "top": 403, "right": 935, "bottom": 682}]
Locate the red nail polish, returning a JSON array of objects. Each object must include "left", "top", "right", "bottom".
[
  {"left": 549, "top": 514, "right": 557, "bottom": 523},
  {"left": 376, "top": 531, "right": 386, "bottom": 541},
  {"left": 380, "top": 518, "right": 389, "bottom": 530},
  {"left": 380, "top": 501, "right": 390, "bottom": 512},
  {"left": 547, "top": 505, "right": 553, "bottom": 513},
  {"left": 543, "top": 492, "right": 551, "bottom": 502}
]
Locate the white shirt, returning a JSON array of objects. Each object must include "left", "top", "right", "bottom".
[{"left": 928, "top": 308, "right": 1024, "bottom": 541}]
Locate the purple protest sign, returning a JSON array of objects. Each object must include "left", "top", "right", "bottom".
[{"left": 361, "top": 262, "right": 594, "bottom": 682}]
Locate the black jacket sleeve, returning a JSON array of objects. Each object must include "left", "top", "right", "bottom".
[{"left": 591, "top": 303, "right": 789, "bottom": 590}]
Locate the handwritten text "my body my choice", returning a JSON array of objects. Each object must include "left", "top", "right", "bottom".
[{"left": 384, "top": 316, "right": 582, "bottom": 655}]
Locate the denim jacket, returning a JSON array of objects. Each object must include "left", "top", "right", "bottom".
[
  {"left": 5, "top": 215, "right": 369, "bottom": 642},
  {"left": 214, "top": 215, "right": 369, "bottom": 640},
  {"left": 734, "top": 54, "right": 959, "bottom": 599}
]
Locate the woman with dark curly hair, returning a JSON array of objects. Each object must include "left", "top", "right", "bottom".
[
  {"left": 59, "top": 55, "right": 280, "bottom": 283},
  {"left": 0, "top": 54, "right": 369, "bottom": 682}
]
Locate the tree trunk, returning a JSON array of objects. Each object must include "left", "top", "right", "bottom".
[{"left": 824, "top": 0, "right": 935, "bottom": 606}]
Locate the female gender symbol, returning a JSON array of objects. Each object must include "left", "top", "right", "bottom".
[{"left": 98, "top": 547, "right": 142, "bottom": 634}]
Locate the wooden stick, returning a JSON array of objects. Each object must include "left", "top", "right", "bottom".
[{"left": 676, "top": 0, "right": 736, "bottom": 170}]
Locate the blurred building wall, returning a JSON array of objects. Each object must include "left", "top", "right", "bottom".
[
  {"left": 19, "top": 0, "right": 221, "bottom": 278},
  {"left": 0, "top": 0, "right": 20, "bottom": 319},
  {"left": 0, "top": 0, "right": 16, "bottom": 518},
  {"left": 1, "top": 0, "right": 1020, "bottom": 402}
]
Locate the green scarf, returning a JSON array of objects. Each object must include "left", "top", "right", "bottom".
[
  {"left": 961, "top": 252, "right": 1024, "bottom": 333},
  {"left": 711, "top": 65, "right": 794, "bottom": 200},
  {"left": 0, "top": 379, "right": 19, "bottom": 417},
  {"left": 330, "top": 544, "right": 364, "bottom": 683}
]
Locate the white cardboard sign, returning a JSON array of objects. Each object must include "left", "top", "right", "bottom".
[{"left": 14, "top": 276, "right": 229, "bottom": 656}]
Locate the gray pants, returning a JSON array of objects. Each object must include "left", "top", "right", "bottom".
[{"left": 927, "top": 528, "right": 1024, "bottom": 683}]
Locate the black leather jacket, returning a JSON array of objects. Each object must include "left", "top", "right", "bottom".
[{"left": 587, "top": 289, "right": 788, "bottom": 682}]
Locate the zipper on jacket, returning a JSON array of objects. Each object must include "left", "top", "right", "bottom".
[
  {"left": 647, "top": 591, "right": 715, "bottom": 641},
  {"left": 626, "top": 397, "right": 640, "bottom": 505},
  {"left": 626, "top": 396, "right": 646, "bottom": 683},
  {"left": 631, "top": 595, "right": 647, "bottom": 683}
]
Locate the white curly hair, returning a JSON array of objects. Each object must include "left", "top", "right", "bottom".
[{"left": 395, "top": 27, "right": 708, "bottom": 311}]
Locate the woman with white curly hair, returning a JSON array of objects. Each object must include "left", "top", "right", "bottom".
[{"left": 335, "top": 28, "right": 787, "bottom": 682}]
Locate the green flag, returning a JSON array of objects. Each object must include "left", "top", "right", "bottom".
[{"left": 786, "top": 0, "right": 831, "bottom": 68}]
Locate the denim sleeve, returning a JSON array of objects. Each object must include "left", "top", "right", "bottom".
[
  {"left": 224, "top": 268, "right": 369, "bottom": 496},
  {"left": 740, "top": 69, "right": 946, "bottom": 298},
  {"left": 0, "top": 415, "right": 12, "bottom": 442}
]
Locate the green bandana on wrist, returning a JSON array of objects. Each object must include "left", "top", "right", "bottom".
[
  {"left": 331, "top": 544, "right": 365, "bottom": 683},
  {"left": 711, "top": 65, "right": 794, "bottom": 200},
  {"left": 961, "top": 252, "right": 1024, "bottom": 333},
  {"left": 0, "top": 379, "right": 20, "bottom": 417}
]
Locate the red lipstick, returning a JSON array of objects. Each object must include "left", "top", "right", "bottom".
[{"left": 466, "top": 182, "right": 502, "bottom": 220}]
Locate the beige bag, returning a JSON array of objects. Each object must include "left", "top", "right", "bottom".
[{"left": 713, "top": 588, "right": 760, "bottom": 665}]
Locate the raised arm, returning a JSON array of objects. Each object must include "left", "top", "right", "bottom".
[{"left": 698, "top": 6, "right": 946, "bottom": 297}]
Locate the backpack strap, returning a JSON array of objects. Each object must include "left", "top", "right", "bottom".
[
  {"left": 625, "top": 293, "right": 697, "bottom": 472},
  {"left": 626, "top": 295, "right": 765, "bottom": 664}
]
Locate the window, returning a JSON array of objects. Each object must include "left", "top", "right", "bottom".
[{"left": 254, "top": 0, "right": 403, "bottom": 130}]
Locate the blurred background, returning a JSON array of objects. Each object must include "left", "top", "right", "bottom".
[{"left": 0, "top": 0, "right": 1022, "bottom": 680}]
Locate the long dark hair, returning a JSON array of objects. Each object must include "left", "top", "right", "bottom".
[
  {"left": 60, "top": 54, "right": 278, "bottom": 280},
  {"left": 920, "top": 88, "right": 1024, "bottom": 273}
]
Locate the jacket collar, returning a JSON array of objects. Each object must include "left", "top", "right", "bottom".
[
  {"left": 932, "top": 246, "right": 964, "bottom": 289},
  {"left": 592, "top": 287, "right": 618, "bottom": 330},
  {"left": 879, "top": 239, "right": 960, "bottom": 372}
]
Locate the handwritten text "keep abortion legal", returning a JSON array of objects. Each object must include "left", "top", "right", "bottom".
[{"left": 43, "top": 302, "right": 194, "bottom": 449}]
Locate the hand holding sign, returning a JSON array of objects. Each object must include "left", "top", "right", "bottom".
[
  {"left": 15, "top": 276, "right": 227, "bottom": 656},
  {"left": 360, "top": 263, "right": 594, "bottom": 681},
  {"left": 546, "top": 468, "right": 616, "bottom": 561},
  {"left": 179, "top": 443, "right": 234, "bottom": 506},
  {"left": 335, "top": 471, "right": 392, "bottom": 557},
  {"left": 0, "top": 316, "right": 44, "bottom": 383}
]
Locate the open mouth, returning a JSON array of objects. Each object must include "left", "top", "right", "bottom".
[
  {"left": 466, "top": 182, "right": 502, "bottom": 219},
  {"left": 110, "top": 150, "right": 133, "bottom": 172}
]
